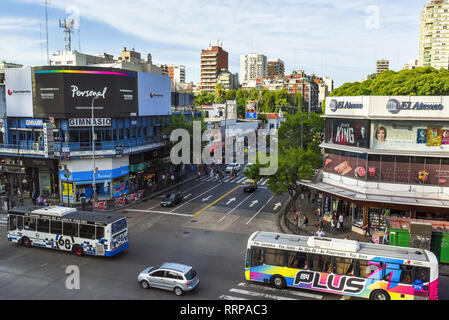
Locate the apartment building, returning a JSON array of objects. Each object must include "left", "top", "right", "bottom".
[
  {"left": 199, "top": 45, "right": 228, "bottom": 93},
  {"left": 240, "top": 53, "right": 267, "bottom": 84},
  {"left": 376, "top": 59, "right": 390, "bottom": 74},
  {"left": 267, "top": 59, "right": 285, "bottom": 79}
]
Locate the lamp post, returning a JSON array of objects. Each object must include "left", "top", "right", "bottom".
[{"left": 91, "top": 94, "right": 100, "bottom": 203}]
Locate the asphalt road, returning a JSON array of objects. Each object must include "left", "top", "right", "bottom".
[{"left": 1, "top": 169, "right": 448, "bottom": 301}]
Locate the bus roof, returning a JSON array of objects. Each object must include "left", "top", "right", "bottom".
[
  {"left": 9, "top": 206, "right": 125, "bottom": 225},
  {"left": 250, "top": 231, "right": 431, "bottom": 263}
]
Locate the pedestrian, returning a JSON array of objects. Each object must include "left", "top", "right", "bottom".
[
  {"left": 330, "top": 212, "right": 337, "bottom": 230},
  {"left": 162, "top": 173, "right": 166, "bottom": 185},
  {"left": 300, "top": 192, "right": 305, "bottom": 205},
  {"left": 318, "top": 214, "right": 324, "bottom": 229},
  {"left": 197, "top": 170, "right": 201, "bottom": 180},
  {"left": 338, "top": 213, "right": 344, "bottom": 231},
  {"left": 316, "top": 228, "right": 325, "bottom": 237},
  {"left": 170, "top": 174, "right": 175, "bottom": 184},
  {"left": 303, "top": 215, "right": 309, "bottom": 227},
  {"left": 294, "top": 211, "right": 299, "bottom": 223},
  {"left": 210, "top": 168, "right": 214, "bottom": 178},
  {"left": 44, "top": 199, "right": 49, "bottom": 207},
  {"left": 316, "top": 208, "right": 321, "bottom": 221},
  {"left": 32, "top": 191, "right": 37, "bottom": 205},
  {"left": 363, "top": 220, "right": 373, "bottom": 238}
]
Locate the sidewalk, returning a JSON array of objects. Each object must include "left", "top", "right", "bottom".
[{"left": 280, "top": 196, "right": 449, "bottom": 277}]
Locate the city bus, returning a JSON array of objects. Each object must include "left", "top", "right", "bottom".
[
  {"left": 6, "top": 206, "right": 128, "bottom": 257},
  {"left": 245, "top": 231, "right": 438, "bottom": 300}
]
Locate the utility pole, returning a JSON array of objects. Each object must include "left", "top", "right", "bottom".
[{"left": 91, "top": 95, "right": 100, "bottom": 203}]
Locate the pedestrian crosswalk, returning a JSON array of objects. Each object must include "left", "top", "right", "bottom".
[
  {"left": 219, "top": 282, "right": 324, "bottom": 301},
  {"left": 0, "top": 216, "right": 7, "bottom": 226},
  {"left": 199, "top": 175, "right": 269, "bottom": 186}
]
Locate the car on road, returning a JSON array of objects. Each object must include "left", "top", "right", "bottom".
[
  {"left": 161, "top": 192, "right": 183, "bottom": 207},
  {"left": 243, "top": 179, "right": 257, "bottom": 192},
  {"left": 226, "top": 163, "right": 241, "bottom": 173},
  {"left": 138, "top": 262, "right": 199, "bottom": 296}
]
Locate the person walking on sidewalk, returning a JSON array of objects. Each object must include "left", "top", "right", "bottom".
[
  {"left": 316, "top": 228, "right": 325, "bottom": 237},
  {"left": 338, "top": 213, "right": 344, "bottom": 231},
  {"left": 330, "top": 212, "right": 337, "bottom": 230},
  {"left": 363, "top": 220, "right": 373, "bottom": 238},
  {"left": 303, "top": 215, "right": 309, "bottom": 227}
]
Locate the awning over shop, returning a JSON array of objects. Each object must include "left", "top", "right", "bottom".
[{"left": 298, "top": 180, "right": 449, "bottom": 209}]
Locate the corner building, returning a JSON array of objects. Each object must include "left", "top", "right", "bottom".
[{"left": 300, "top": 96, "right": 449, "bottom": 237}]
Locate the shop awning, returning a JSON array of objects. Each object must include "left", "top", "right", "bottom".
[{"left": 298, "top": 180, "right": 449, "bottom": 209}]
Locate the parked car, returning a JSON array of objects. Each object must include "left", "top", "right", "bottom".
[
  {"left": 226, "top": 163, "right": 241, "bottom": 173},
  {"left": 161, "top": 192, "right": 183, "bottom": 207},
  {"left": 137, "top": 262, "right": 199, "bottom": 296},
  {"left": 243, "top": 179, "right": 257, "bottom": 192}
]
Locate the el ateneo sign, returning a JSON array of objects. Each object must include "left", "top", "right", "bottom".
[{"left": 68, "top": 118, "right": 112, "bottom": 127}]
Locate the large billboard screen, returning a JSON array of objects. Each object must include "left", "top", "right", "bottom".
[
  {"left": 33, "top": 66, "right": 137, "bottom": 118},
  {"left": 137, "top": 72, "right": 171, "bottom": 116},
  {"left": 332, "top": 119, "right": 369, "bottom": 148},
  {"left": 5, "top": 67, "right": 33, "bottom": 117}
]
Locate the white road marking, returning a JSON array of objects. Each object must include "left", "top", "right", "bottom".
[
  {"left": 260, "top": 178, "right": 268, "bottom": 185},
  {"left": 237, "top": 282, "right": 323, "bottom": 300},
  {"left": 170, "top": 182, "right": 223, "bottom": 212},
  {"left": 229, "top": 288, "right": 295, "bottom": 300},
  {"left": 126, "top": 209, "right": 192, "bottom": 217},
  {"left": 246, "top": 195, "right": 274, "bottom": 225},
  {"left": 217, "top": 192, "right": 256, "bottom": 222},
  {"left": 219, "top": 295, "right": 249, "bottom": 300},
  {"left": 237, "top": 177, "right": 247, "bottom": 183}
]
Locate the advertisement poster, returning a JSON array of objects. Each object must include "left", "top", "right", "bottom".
[
  {"left": 427, "top": 127, "right": 443, "bottom": 146},
  {"left": 246, "top": 101, "right": 258, "bottom": 119},
  {"left": 442, "top": 130, "right": 449, "bottom": 145},
  {"left": 417, "top": 129, "right": 427, "bottom": 144},
  {"left": 332, "top": 119, "right": 369, "bottom": 148}
]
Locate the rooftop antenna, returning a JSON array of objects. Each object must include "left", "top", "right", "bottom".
[
  {"left": 59, "top": 17, "right": 74, "bottom": 51},
  {"left": 43, "top": 0, "right": 50, "bottom": 64}
]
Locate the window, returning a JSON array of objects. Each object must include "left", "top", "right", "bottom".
[
  {"left": 166, "top": 271, "right": 183, "bottom": 280},
  {"left": 24, "top": 217, "right": 36, "bottom": 231},
  {"left": 414, "top": 267, "right": 429, "bottom": 283},
  {"left": 50, "top": 220, "right": 62, "bottom": 234},
  {"left": 287, "top": 251, "right": 308, "bottom": 269},
  {"left": 96, "top": 226, "right": 104, "bottom": 239},
  {"left": 265, "top": 248, "right": 286, "bottom": 267},
  {"left": 309, "top": 254, "right": 333, "bottom": 273},
  {"left": 17, "top": 216, "right": 23, "bottom": 230},
  {"left": 79, "top": 224, "right": 95, "bottom": 240},
  {"left": 37, "top": 218, "right": 50, "bottom": 233},
  {"left": 63, "top": 222, "right": 78, "bottom": 237},
  {"left": 251, "top": 247, "right": 265, "bottom": 266},
  {"left": 152, "top": 270, "right": 166, "bottom": 277},
  {"left": 335, "top": 257, "right": 356, "bottom": 276},
  {"left": 399, "top": 265, "right": 413, "bottom": 284},
  {"left": 8, "top": 215, "right": 17, "bottom": 231},
  {"left": 359, "top": 260, "right": 381, "bottom": 278}
]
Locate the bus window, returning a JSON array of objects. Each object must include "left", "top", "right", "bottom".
[
  {"left": 79, "top": 224, "right": 95, "bottom": 240},
  {"left": 63, "top": 222, "right": 78, "bottom": 237},
  {"left": 399, "top": 265, "right": 413, "bottom": 284},
  {"left": 51, "top": 220, "right": 62, "bottom": 234},
  {"left": 37, "top": 218, "right": 50, "bottom": 233},
  {"left": 335, "top": 257, "right": 355, "bottom": 276},
  {"left": 96, "top": 226, "right": 104, "bottom": 240},
  {"left": 322, "top": 255, "right": 333, "bottom": 273},
  {"left": 23, "top": 217, "right": 36, "bottom": 231},
  {"left": 359, "top": 259, "right": 381, "bottom": 278},
  {"left": 17, "top": 216, "right": 23, "bottom": 231},
  {"left": 251, "top": 247, "right": 265, "bottom": 266},
  {"left": 8, "top": 215, "right": 17, "bottom": 231},
  {"left": 265, "top": 248, "right": 286, "bottom": 267},
  {"left": 288, "top": 252, "right": 308, "bottom": 269},
  {"left": 310, "top": 254, "right": 321, "bottom": 272},
  {"left": 414, "top": 267, "right": 429, "bottom": 283}
]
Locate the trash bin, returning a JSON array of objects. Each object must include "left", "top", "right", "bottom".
[{"left": 80, "top": 196, "right": 87, "bottom": 211}]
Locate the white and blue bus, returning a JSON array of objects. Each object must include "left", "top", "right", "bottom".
[{"left": 6, "top": 206, "right": 128, "bottom": 257}]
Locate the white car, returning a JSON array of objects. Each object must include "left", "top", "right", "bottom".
[{"left": 226, "top": 163, "right": 241, "bottom": 173}]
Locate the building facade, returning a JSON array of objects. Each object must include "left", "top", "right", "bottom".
[
  {"left": 217, "top": 69, "right": 239, "bottom": 90},
  {"left": 240, "top": 53, "right": 267, "bottom": 84},
  {"left": 199, "top": 45, "right": 229, "bottom": 93},
  {"left": 419, "top": 0, "right": 449, "bottom": 69},
  {"left": 376, "top": 59, "right": 390, "bottom": 74},
  {"left": 267, "top": 59, "right": 285, "bottom": 79},
  {"left": 301, "top": 96, "right": 449, "bottom": 238},
  {"left": 168, "top": 65, "right": 186, "bottom": 85}
]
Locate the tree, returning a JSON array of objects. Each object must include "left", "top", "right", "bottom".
[
  {"left": 194, "top": 92, "right": 214, "bottom": 106},
  {"left": 214, "top": 84, "right": 226, "bottom": 104}
]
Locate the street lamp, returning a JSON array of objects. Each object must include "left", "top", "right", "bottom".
[{"left": 91, "top": 94, "right": 100, "bottom": 203}]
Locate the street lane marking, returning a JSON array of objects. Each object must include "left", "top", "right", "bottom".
[
  {"left": 126, "top": 209, "right": 192, "bottom": 217},
  {"left": 237, "top": 177, "right": 247, "bottom": 183},
  {"left": 192, "top": 185, "right": 241, "bottom": 217},
  {"left": 260, "top": 178, "right": 268, "bottom": 185},
  {"left": 170, "top": 182, "right": 224, "bottom": 212},
  {"left": 219, "top": 295, "right": 249, "bottom": 300},
  {"left": 229, "top": 288, "right": 295, "bottom": 300},
  {"left": 237, "top": 282, "right": 323, "bottom": 300},
  {"left": 218, "top": 192, "right": 256, "bottom": 222},
  {"left": 246, "top": 195, "right": 274, "bottom": 225}
]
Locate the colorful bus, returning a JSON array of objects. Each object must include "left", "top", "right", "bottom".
[
  {"left": 6, "top": 206, "right": 128, "bottom": 257},
  {"left": 245, "top": 231, "right": 438, "bottom": 300}
]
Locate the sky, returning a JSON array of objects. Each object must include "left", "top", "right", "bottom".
[{"left": 0, "top": 0, "right": 428, "bottom": 88}]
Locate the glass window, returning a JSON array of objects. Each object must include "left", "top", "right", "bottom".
[
  {"left": 152, "top": 270, "right": 166, "bottom": 277},
  {"left": 79, "top": 224, "right": 95, "bottom": 240},
  {"left": 359, "top": 260, "right": 382, "bottom": 278},
  {"left": 251, "top": 247, "right": 265, "bottom": 266},
  {"left": 50, "top": 220, "right": 62, "bottom": 234},
  {"left": 96, "top": 226, "right": 104, "bottom": 239},
  {"left": 8, "top": 215, "right": 17, "bottom": 231},
  {"left": 185, "top": 269, "right": 197, "bottom": 280},
  {"left": 309, "top": 254, "right": 333, "bottom": 273},
  {"left": 426, "top": 157, "right": 441, "bottom": 185},
  {"left": 63, "top": 222, "right": 78, "bottom": 237},
  {"left": 119, "top": 128, "right": 124, "bottom": 140},
  {"left": 166, "top": 271, "right": 182, "bottom": 280},
  {"left": 381, "top": 155, "right": 395, "bottom": 183},
  {"left": 265, "top": 248, "right": 286, "bottom": 267},
  {"left": 125, "top": 128, "right": 130, "bottom": 139},
  {"left": 112, "top": 218, "right": 127, "bottom": 234},
  {"left": 438, "top": 158, "right": 449, "bottom": 187},
  {"left": 24, "top": 217, "right": 36, "bottom": 231},
  {"left": 395, "top": 156, "right": 410, "bottom": 183},
  {"left": 37, "top": 218, "right": 50, "bottom": 233},
  {"left": 17, "top": 216, "right": 23, "bottom": 230},
  {"left": 367, "top": 154, "right": 381, "bottom": 181},
  {"left": 410, "top": 156, "right": 426, "bottom": 185},
  {"left": 287, "top": 251, "right": 308, "bottom": 269},
  {"left": 414, "top": 267, "right": 429, "bottom": 283},
  {"left": 69, "top": 131, "right": 79, "bottom": 142},
  {"left": 399, "top": 265, "right": 413, "bottom": 284},
  {"left": 335, "top": 257, "right": 355, "bottom": 276}
]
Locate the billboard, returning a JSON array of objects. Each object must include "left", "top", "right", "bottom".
[
  {"left": 246, "top": 100, "right": 258, "bottom": 119},
  {"left": 33, "top": 66, "right": 138, "bottom": 118},
  {"left": 137, "top": 72, "right": 171, "bottom": 116},
  {"left": 5, "top": 67, "right": 33, "bottom": 117},
  {"left": 332, "top": 119, "right": 369, "bottom": 148}
]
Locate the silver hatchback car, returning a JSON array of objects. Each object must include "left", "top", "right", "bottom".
[{"left": 137, "top": 262, "right": 199, "bottom": 296}]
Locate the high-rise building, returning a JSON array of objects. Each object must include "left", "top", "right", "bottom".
[
  {"left": 419, "top": 0, "right": 449, "bottom": 69},
  {"left": 199, "top": 45, "right": 228, "bottom": 93},
  {"left": 240, "top": 53, "right": 267, "bottom": 83},
  {"left": 167, "top": 65, "right": 186, "bottom": 85},
  {"left": 404, "top": 58, "right": 419, "bottom": 70},
  {"left": 376, "top": 59, "right": 389, "bottom": 74},
  {"left": 267, "top": 59, "right": 285, "bottom": 79},
  {"left": 217, "top": 69, "right": 239, "bottom": 90}
]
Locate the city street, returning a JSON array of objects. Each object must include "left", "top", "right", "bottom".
[{"left": 1, "top": 170, "right": 449, "bottom": 301}]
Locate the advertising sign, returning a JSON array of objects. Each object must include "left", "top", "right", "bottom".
[
  {"left": 137, "top": 72, "right": 171, "bottom": 116},
  {"left": 33, "top": 66, "right": 137, "bottom": 118},
  {"left": 226, "top": 100, "right": 237, "bottom": 119},
  {"left": 427, "top": 127, "right": 443, "bottom": 146},
  {"left": 68, "top": 118, "right": 112, "bottom": 127},
  {"left": 25, "top": 119, "right": 44, "bottom": 128},
  {"left": 5, "top": 67, "right": 33, "bottom": 117},
  {"left": 43, "top": 121, "right": 55, "bottom": 158},
  {"left": 332, "top": 119, "right": 369, "bottom": 148},
  {"left": 246, "top": 100, "right": 258, "bottom": 119}
]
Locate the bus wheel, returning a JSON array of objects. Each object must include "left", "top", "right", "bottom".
[
  {"left": 73, "top": 245, "right": 84, "bottom": 257},
  {"left": 271, "top": 275, "right": 286, "bottom": 289},
  {"left": 370, "top": 290, "right": 390, "bottom": 300},
  {"left": 21, "top": 237, "right": 31, "bottom": 248}
]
